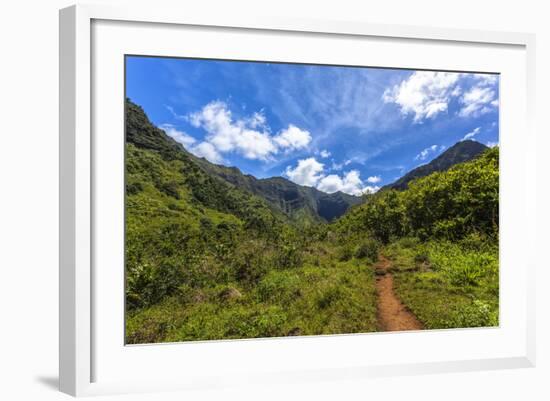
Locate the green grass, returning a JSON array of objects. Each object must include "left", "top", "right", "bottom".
[
  {"left": 387, "top": 237, "right": 499, "bottom": 329},
  {"left": 126, "top": 250, "right": 378, "bottom": 343}
]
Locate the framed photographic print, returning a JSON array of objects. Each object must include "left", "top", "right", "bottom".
[{"left": 59, "top": 4, "right": 536, "bottom": 396}]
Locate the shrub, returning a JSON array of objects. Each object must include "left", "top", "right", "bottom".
[
  {"left": 398, "top": 237, "right": 420, "bottom": 249},
  {"left": 275, "top": 244, "right": 302, "bottom": 269},
  {"left": 316, "top": 286, "right": 343, "bottom": 309},
  {"left": 218, "top": 286, "right": 243, "bottom": 303},
  {"left": 354, "top": 238, "right": 380, "bottom": 262},
  {"left": 256, "top": 271, "right": 302, "bottom": 304},
  {"left": 447, "top": 261, "right": 484, "bottom": 286},
  {"left": 126, "top": 308, "right": 172, "bottom": 344},
  {"left": 253, "top": 307, "right": 288, "bottom": 337},
  {"left": 337, "top": 244, "right": 354, "bottom": 262},
  {"left": 232, "top": 241, "right": 271, "bottom": 285},
  {"left": 223, "top": 306, "right": 287, "bottom": 338},
  {"left": 459, "top": 231, "right": 494, "bottom": 252},
  {"left": 425, "top": 241, "right": 497, "bottom": 286},
  {"left": 126, "top": 260, "right": 183, "bottom": 309},
  {"left": 443, "top": 299, "right": 498, "bottom": 328},
  {"left": 126, "top": 181, "right": 144, "bottom": 195},
  {"left": 414, "top": 252, "right": 429, "bottom": 265},
  {"left": 159, "top": 180, "right": 181, "bottom": 199}
]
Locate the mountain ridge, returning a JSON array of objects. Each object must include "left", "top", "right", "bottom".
[
  {"left": 385, "top": 140, "right": 489, "bottom": 191},
  {"left": 190, "top": 156, "right": 362, "bottom": 223},
  {"left": 126, "top": 99, "right": 490, "bottom": 224},
  {"left": 126, "top": 99, "right": 362, "bottom": 224}
]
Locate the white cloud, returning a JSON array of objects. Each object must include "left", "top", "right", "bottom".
[
  {"left": 161, "top": 123, "right": 224, "bottom": 163},
  {"left": 487, "top": 141, "right": 499, "bottom": 148},
  {"left": 285, "top": 158, "right": 380, "bottom": 196},
  {"left": 319, "top": 149, "right": 331, "bottom": 158},
  {"left": 415, "top": 144, "right": 445, "bottom": 161},
  {"left": 318, "top": 171, "right": 350, "bottom": 195},
  {"left": 472, "top": 74, "right": 498, "bottom": 86},
  {"left": 160, "top": 124, "right": 197, "bottom": 148},
  {"left": 284, "top": 157, "right": 325, "bottom": 187},
  {"left": 238, "top": 129, "right": 279, "bottom": 160},
  {"left": 187, "top": 101, "right": 310, "bottom": 161},
  {"left": 316, "top": 174, "right": 345, "bottom": 193},
  {"left": 273, "top": 125, "right": 312, "bottom": 151},
  {"left": 165, "top": 105, "right": 186, "bottom": 120},
  {"left": 462, "top": 126, "right": 481, "bottom": 141},
  {"left": 317, "top": 170, "right": 380, "bottom": 196},
  {"left": 331, "top": 159, "right": 352, "bottom": 171},
  {"left": 362, "top": 186, "right": 381, "bottom": 195},
  {"left": 190, "top": 141, "right": 223, "bottom": 164},
  {"left": 382, "top": 71, "right": 461, "bottom": 122},
  {"left": 383, "top": 72, "right": 499, "bottom": 122},
  {"left": 189, "top": 101, "right": 277, "bottom": 160},
  {"left": 459, "top": 86, "right": 497, "bottom": 117},
  {"left": 245, "top": 111, "right": 267, "bottom": 129},
  {"left": 366, "top": 175, "right": 382, "bottom": 184}
]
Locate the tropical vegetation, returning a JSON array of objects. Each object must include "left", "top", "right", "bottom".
[{"left": 125, "top": 99, "right": 499, "bottom": 344}]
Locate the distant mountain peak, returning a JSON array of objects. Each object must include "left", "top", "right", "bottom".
[
  {"left": 386, "top": 140, "right": 488, "bottom": 191},
  {"left": 192, "top": 163, "right": 362, "bottom": 223}
]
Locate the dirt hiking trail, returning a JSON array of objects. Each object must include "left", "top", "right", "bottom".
[{"left": 374, "top": 255, "right": 423, "bottom": 332}]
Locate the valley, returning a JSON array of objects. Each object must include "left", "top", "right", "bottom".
[{"left": 125, "top": 99, "right": 499, "bottom": 344}]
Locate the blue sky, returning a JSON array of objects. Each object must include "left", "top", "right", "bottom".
[{"left": 126, "top": 56, "right": 499, "bottom": 196}]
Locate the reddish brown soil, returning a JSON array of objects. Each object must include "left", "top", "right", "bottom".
[{"left": 374, "top": 255, "right": 423, "bottom": 332}]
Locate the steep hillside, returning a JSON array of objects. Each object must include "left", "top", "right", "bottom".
[
  {"left": 127, "top": 98, "right": 361, "bottom": 223},
  {"left": 190, "top": 154, "right": 362, "bottom": 223},
  {"left": 336, "top": 146, "right": 499, "bottom": 242},
  {"left": 386, "top": 140, "right": 488, "bottom": 190},
  {"left": 125, "top": 99, "right": 380, "bottom": 342},
  {"left": 125, "top": 99, "right": 299, "bottom": 310}
]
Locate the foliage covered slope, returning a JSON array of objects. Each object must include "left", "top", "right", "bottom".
[
  {"left": 385, "top": 140, "right": 488, "bottom": 191},
  {"left": 125, "top": 100, "right": 379, "bottom": 342},
  {"left": 125, "top": 98, "right": 499, "bottom": 342},
  {"left": 128, "top": 96, "right": 361, "bottom": 225},
  {"left": 334, "top": 147, "right": 499, "bottom": 329},
  {"left": 336, "top": 146, "right": 499, "bottom": 243},
  {"left": 190, "top": 148, "right": 362, "bottom": 224},
  {"left": 125, "top": 100, "right": 293, "bottom": 310}
]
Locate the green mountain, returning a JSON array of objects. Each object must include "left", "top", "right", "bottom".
[
  {"left": 386, "top": 140, "right": 488, "bottom": 191},
  {"left": 126, "top": 99, "right": 287, "bottom": 228},
  {"left": 336, "top": 145, "right": 499, "bottom": 242},
  {"left": 127, "top": 99, "right": 361, "bottom": 223},
  {"left": 127, "top": 99, "right": 487, "bottom": 225},
  {"left": 191, "top": 158, "right": 362, "bottom": 223},
  {"left": 125, "top": 98, "right": 378, "bottom": 341},
  {"left": 125, "top": 100, "right": 299, "bottom": 308}
]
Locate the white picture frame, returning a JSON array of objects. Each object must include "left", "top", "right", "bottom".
[{"left": 59, "top": 3, "right": 536, "bottom": 397}]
